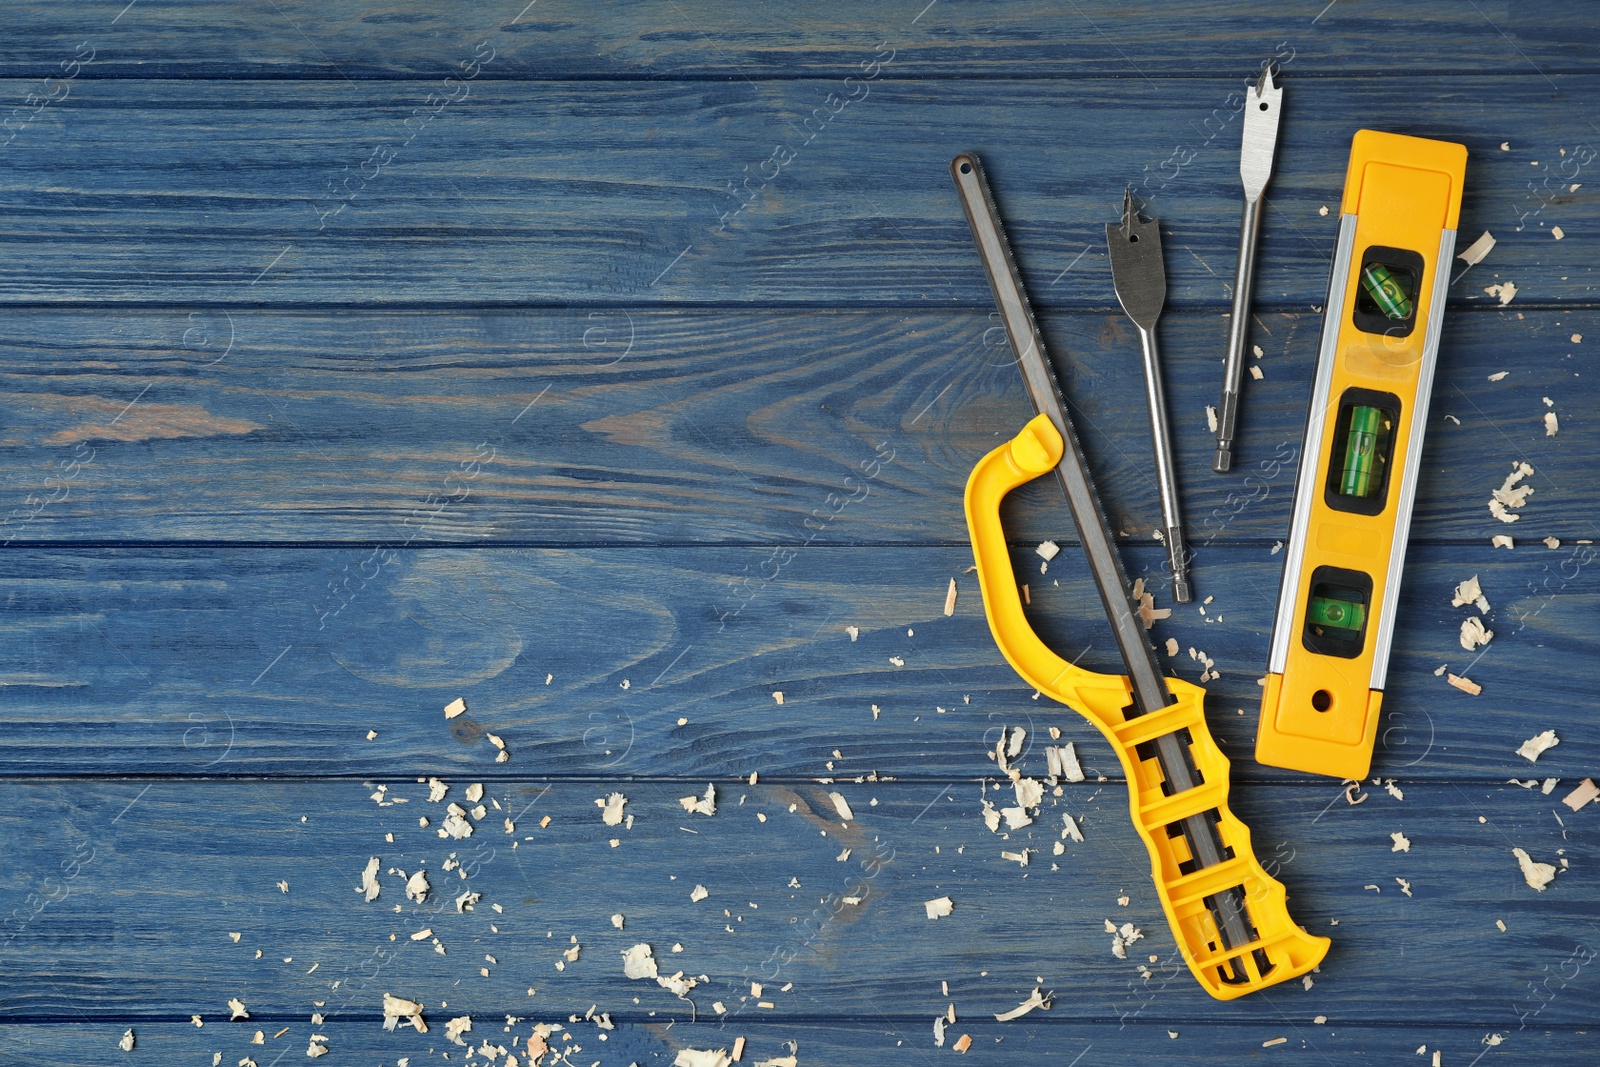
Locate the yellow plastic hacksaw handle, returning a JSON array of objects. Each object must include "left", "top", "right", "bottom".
[{"left": 965, "top": 414, "right": 1330, "bottom": 1000}]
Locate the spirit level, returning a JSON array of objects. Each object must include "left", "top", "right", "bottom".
[
  {"left": 953, "top": 153, "right": 1328, "bottom": 999},
  {"left": 1256, "top": 130, "right": 1467, "bottom": 780}
]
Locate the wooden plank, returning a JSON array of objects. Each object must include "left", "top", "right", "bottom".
[
  {"left": 0, "top": 545, "right": 1589, "bottom": 781},
  {"left": 0, "top": 1, "right": 1591, "bottom": 79},
  {"left": 4, "top": 1019, "right": 1588, "bottom": 1066},
  {"left": 8, "top": 1019, "right": 1589, "bottom": 1067},
  {"left": 0, "top": 778, "right": 1590, "bottom": 1026},
  {"left": 0, "top": 78, "right": 1590, "bottom": 307},
  {"left": 0, "top": 307, "right": 1585, "bottom": 546}
]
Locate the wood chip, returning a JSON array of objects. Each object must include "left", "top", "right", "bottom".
[
  {"left": 444, "top": 697, "right": 467, "bottom": 719},
  {"left": 1036, "top": 541, "right": 1060, "bottom": 561},
  {"left": 952, "top": 1034, "right": 972, "bottom": 1053},
  {"left": 1491, "top": 535, "right": 1514, "bottom": 550},
  {"left": 1206, "top": 405, "right": 1218, "bottom": 433},
  {"left": 1487, "top": 370, "right": 1510, "bottom": 381},
  {"left": 1457, "top": 231, "right": 1495, "bottom": 265},
  {"left": 1513, "top": 847, "right": 1557, "bottom": 891},
  {"left": 1391, "top": 831, "right": 1411, "bottom": 852},
  {"left": 228, "top": 998, "right": 249, "bottom": 1020},
  {"left": 679, "top": 784, "right": 716, "bottom": 816},
  {"left": 1516, "top": 729, "right": 1559, "bottom": 762},
  {"left": 924, "top": 896, "right": 954, "bottom": 920},
  {"left": 1544, "top": 411, "right": 1560, "bottom": 436},
  {"left": 1561, "top": 778, "right": 1598, "bottom": 812},
  {"left": 690, "top": 884, "right": 709, "bottom": 902},
  {"left": 1484, "top": 280, "right": 1518, "bottom": 305},
  {"left": 829, "top": 791, "right": 854, "bottom": 821},
  {"left": 355, "top": 856, "right": 380, "bottom": 902},
  {"left": 944, "top": 578, "right": 958, "bottom": 616},
  {"left": 1263, "top": 1037, "right": 1288, "bottom": 1047},
  {"left": 1249, "top": 364, "right": 1264, "bottom": 380},
  {"left": 1552, "top": 225, "right": 1565, "bottom": 239},
  {"left": 118, "top": 1029, "right": 135, "bottom": 1051},
  {"left": 1446, "top": 673, "right": 1482, "bottom": 695}
]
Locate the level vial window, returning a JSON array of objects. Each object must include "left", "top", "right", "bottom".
[
  {"left": 1323, "top": 387, "right": 1401, "bottom": 516},
  {"left": 1350, "top": 244, "right": 1425, "bottom": 339},
  {"left": 1358, "top": 263, "right": 1414, "bottom": 320},
  {"left": 1302, "top": 566, "right": 1373, "bottom": 660}
]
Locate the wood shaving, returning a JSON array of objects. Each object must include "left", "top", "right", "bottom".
[
  {"left": 1045, "top": 743, "right": 1084, "bottom": 783},
  {"left": 228, "top": 998, "right": 249, "bottom": 1020},
  {"left": 924, "top": 896, "right": 954, "bottom": 920},
  {"left": 1544, "top": 536, "right": 1561, "bottom": 549},
  {"left": 679, "top": 784, "right": 717, "bottom": 816},
  {"left": 690, "top": 884, "right": 709, "bottom": 902},
  {"left": 1561, "top": 778, "right": 1598, "bottom": 812},
  {"left": 1001, "top": 848, "right": 1030, "bottom": 866},
  {"left": 1491, "top": 535, "right": 1514, "bottom": 550},
  {"left": 933, "top": 1016, "right": 946, "bottom": 1047},
  {"left": 444, "top": 1016, "right": 472, "bottom": 1046},
  {"left": 1000, "top": 806, "right": 1032, "bottom": 830},
  {"left": 119, "top": 1029, "right": 135, "bottom": 1051},
  {"left": 1131, "top": 577, "right": 1172, "bottom": 629},
  {"left": 1484, "top": 280, "right": 1518, "bottom": 304},
  {"left": 829, "top": 792, "right": 854, "bottom": 821},
  {"left": 1544, "top": 411, "right": 1560, "bottom": 436},
  {"left": 732, "top": 1036, "right": 746, "bottom": 1061},
  {"left": 1013, "top": 777, "right": 1044, "bottom": 810},
  {"left": 380, "top": 995, "right": 426, "bottom": 1033},
  {"left": 1487, "top": 371, "right": 1510, "bottom": 382},
  {"left": 1385, "top": 780, "right": 1405, "bottom": 800},
  {"left": 1061, "top": 813, "right": 1084, "bottom": 842},
  {"left": 953, "top": 1034, "right": 972, "bottom": 1053},
  {"left": 356, "top": 856, "right": 380, "bottom": 902},
  {"left": 1451, "top": 575, "right": 1490, "bottom": 612},
  {"left": 1517, "top": 730, "right": 1559, "bottom": 762},
  {"left": 455, "top": 891, "right": 480, "bottom": 912},
  {"left": 622, "top": 943, "right": 658, "bottom": 979},
  {"left": 674, "top": 1050, "right": 732, "bottom": 1067},
  {"left": 1488, "top": 462, "right": 1535, "bottom": 523},
  {"left": 1206, "top": 405, "right": 1218, "bottom": 433},
  {"left": 1036, "top": 541, "right": 1060, "bottom": 561},
  {"left": 598, "top": 792, "right": 627, "bottom": 826},
  {"left": 306, "top": 1035, "right": 329, "bottom": 1059},
  {"left": 1263, "top": 1037, "right": 1287, "bottom": 1047},
  {"left": 1446, "top": 673, "right": 1481, "bottom": 695},
  {"left": 943, "top": 577, "right": 959, "bottom": 617},
  {"left": 1460, "top": 616, "right": 1493, "bottom": 650},
  {"left": 1250, "top": 364, "right": 1264, "bottom": 380},
  {"left": 1391, "top": 831, "right": 1411, "bottom": 852},
  {"left": 1457, "top": 231, "right": 1495, "bottom": 265},
  {"left": 1513, "top": 847, "right": 1558, "bottom": 891},
  {"left": 993, "top": 987, "right": 1051, "bottom": 1021},
  {"left": 444, "top": 697, "right": 467, "bottom": 719},
  {"left": 405, "top": 870, "right": 430, "bottom": 904},
  {"left": 427, "top": 778, "right": 448, "bottom": 802},
  {"left": 439, "top": 804, "right": 473, "bottom": 840},
  {"left": 1396, "top": 877, "right": 1413, "bottom": 897}
]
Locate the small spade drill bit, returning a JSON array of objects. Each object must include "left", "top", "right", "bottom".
[
  {"left": 1106, "top": 189, "right": 1191, "bottom": 603},
  {"left": 1215, "top": 64, "right": 1284, "bottom": 473}
]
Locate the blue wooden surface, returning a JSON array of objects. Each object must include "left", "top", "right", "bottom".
[{"left": 1, "top": 3, "right": 1596, "bottom": 1065}]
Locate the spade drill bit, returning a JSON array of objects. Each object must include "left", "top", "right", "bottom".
[
  {"left": 1106, "top": 190, "right": 1192, "bottom": 603},
  {"left": 1214, "top": 65, "right": 1284, "bottom": 473}
]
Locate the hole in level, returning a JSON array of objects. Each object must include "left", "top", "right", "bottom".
[
  {"left": 1259, "top": 101, "right": 1269, "bottom": 111},
  {"left": 1311, "top": 689, "right": 1332, "bottom": 712},
  {"left": 959, "top": 161, "right": 972, "bottom": 174},
  {"left": 1128, "top": 233, "right": 1140, "bottom": 243}
]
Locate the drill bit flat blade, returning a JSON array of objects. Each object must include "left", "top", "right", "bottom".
[{"left": 1106, "top": 189, "right": 1166, "bottom": 332}]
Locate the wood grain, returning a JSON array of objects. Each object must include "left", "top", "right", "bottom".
[
  {"left": 0, "top": 1, "right": 1591, "bottom": 79},
  {"left": 0, "top": 545, "right": 1590, "bottom": 781},
  {"left": 0, "top": 78, "right": 1590, "bottom": 307},
  {"left": 0, "top": 308, "right": 1585, "bottom": 546}
]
